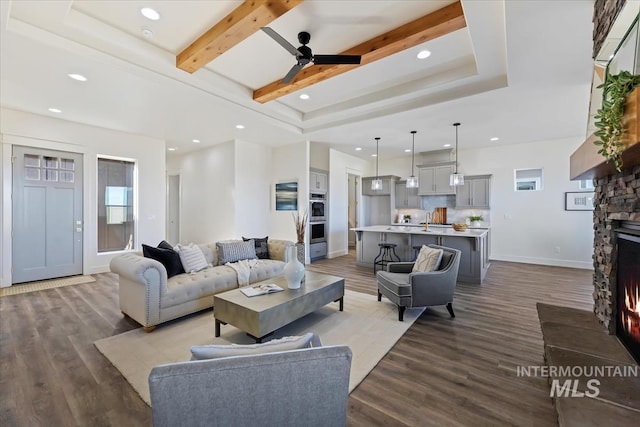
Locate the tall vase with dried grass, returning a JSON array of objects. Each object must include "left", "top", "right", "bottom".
[{"left": 292, "top": 209, "right": 307, "bottom": 264}]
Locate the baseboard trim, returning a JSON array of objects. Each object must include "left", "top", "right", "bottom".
[
  {"left": 491, "top": 254, "right": 593, "bottom": 270},
  {"left": 86, "top": 265, "right": 111, "bottom": 275},
  {"left": 328, "top": 249, "right": 348, "bottom": 259}
]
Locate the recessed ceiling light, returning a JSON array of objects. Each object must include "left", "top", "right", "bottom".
[
  {"left": 371, "top": 154, "right": 377, "bottom": 157},
  {"left": 68, "top": 73, "right": 87, "bottom": 82},
  {"left": 355, "top": 147, "right": 362, "bottom": 151},
  {"left": 141, "top": 7, "right": 160, "bottom": 21},
  {"left": 141, "top": 27, "right": 154, "bottom": 38},
  {"left": 48, "top": 108, "right": 62, "bottom": 113},
  {"left": 235, "top": 124, "right": 245, "bottom": 129},
  {"left": 192, "top": 139, "right": 200, "bottom": 143},
  {"left": 299, "top": 94, "right": 310, "bottom": 100},
  {"left": 490, "top": 137, "right": 499, "bottom": 141},
  {"left": 417, "top": 50, "right": 431, "bottom": 59},
  {"left": 443, "top": 144, "right": 451, "bottom": 147},
  {"left": 404, "top": 149, "right": 411, "bottom": 152},
  {"left": 167, "top": 147, "right": 176, "bottom": 151}
]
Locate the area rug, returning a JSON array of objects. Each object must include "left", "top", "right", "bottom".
[
  {"left": 95, "top": 289, "right": 424, "bottom": 406},
  {"left": 0, "top": 275, "right": 96, "bottom": 297}
]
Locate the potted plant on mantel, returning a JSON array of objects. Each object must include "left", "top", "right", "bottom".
[{"left": 594, "top": 70, "right": 640, "bottom": 172}]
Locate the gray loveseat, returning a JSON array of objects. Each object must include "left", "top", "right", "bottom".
[{"left": 109, "top": 239, "right": 293, "bottom": 332}]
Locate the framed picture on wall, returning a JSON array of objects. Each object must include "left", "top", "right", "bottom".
[
  {"left": 565, "top": 191, "right": 595, "bottom": 211},
  {"left": 275, "top": 182, "right": 298, "bottom": 211}
]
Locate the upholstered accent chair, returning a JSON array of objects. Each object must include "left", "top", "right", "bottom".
[
  {"left": 148, "top": 343, "right": 352, "bottom": 427},
  {"left": 376, "top": 244, "right": 461, "bottom": 321}
]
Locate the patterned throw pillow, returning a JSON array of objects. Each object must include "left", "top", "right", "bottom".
[
  {"left": 175, "top": 243, "right": 209, "bottom": 274},
  {"left": 142, "top": 243, "right": 185, "bottom": 278},
  {"left": 190, "top": 333, "right": 315, "bottom": 360},
  {"left": 216, "top": 240, "right": 258, "bottom": 265},
  {"left": 242, "top": 236, "right": 269, "bottom": 259},
  {"left": 412, "top": 246, "right": 444, "bottom": 273}
]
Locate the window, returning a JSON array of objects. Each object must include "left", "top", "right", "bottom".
[
  {"left": 98, "top": 157, "right": 135, "bottom": 252},
  {"left": 579, "top": 179, "right": 595, "bottom": 190},
  {"left": 514, "top": 168, "right": 543, "bottom": 191}
]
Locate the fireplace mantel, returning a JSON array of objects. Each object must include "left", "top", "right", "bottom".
[{"left": 570, "top": 87, "right": 640, "bottom": 180}]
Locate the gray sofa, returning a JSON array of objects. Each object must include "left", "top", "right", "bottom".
[
  {"left": 148, "top": 343, "right": 352, "bottom": 427},
  {"left": 109, "top": 239, "right": 293, "bottom": 332}
]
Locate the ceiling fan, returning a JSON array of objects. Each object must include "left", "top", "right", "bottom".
[{"left": 261, "top": 27, "right": 362, "bottom": 83}]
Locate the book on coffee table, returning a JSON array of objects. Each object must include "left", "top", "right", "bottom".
[{"left": 240, "top": 283, "right": 284, "bottom": 297}]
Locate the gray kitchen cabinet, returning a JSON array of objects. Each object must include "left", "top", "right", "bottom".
[
  {"left": 417, "top": 163, "right": 456, "bottom": 195},
  {"left": 395, "top": 181, "right": 420, "bottom": 208},
  {"left": 310, "top": 171, "right": 327, "bottom": 194},
  {"left": 455, "top": 175, "right": 491, "bottom": 208},
  {"left": 362, "top": 175, "right": 397, "bottom": 196}
]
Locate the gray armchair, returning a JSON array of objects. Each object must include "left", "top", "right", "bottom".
[
  {"left": 148, "top": 345, "right": 352, "bottom": 427},
  {"left": 376, "top": 244, "right": 461, "bottom": 321}
]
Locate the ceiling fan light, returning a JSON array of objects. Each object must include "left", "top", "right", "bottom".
[
  {"left": 371, "top": 179, "right": 383, "bottom": 190},
  {"left": 406, "top": 176, "right": 419, "bottom": 188}
]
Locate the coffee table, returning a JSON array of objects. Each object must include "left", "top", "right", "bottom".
[{"left": 213, "top": 271, "right": 344, "bottom": 342}]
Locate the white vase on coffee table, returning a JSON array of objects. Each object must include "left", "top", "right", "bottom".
[{"left": 284, "top": 245, "right": 305, "bottom": 289}]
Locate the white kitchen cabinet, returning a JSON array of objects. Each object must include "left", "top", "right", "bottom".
[
  {"left": 362, "top": 176, "right": 395, "bottom": 196},
  {"left": 417, "top": 163, "right": 456, "bottom": 195},
  {"left": 455, "top": 175, "right": 491, "bottom": 208},
  {"left": 395, "top": 181, "right": 420, "bottom": 208},
  {"left": 310, "top": 171, "right": 327, "bottom": 194}
]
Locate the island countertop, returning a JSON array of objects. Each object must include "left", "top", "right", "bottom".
[
  {"left": 351, "top": 225, "right": 490, "bottom": 284},
  {"left": 351, "top": 225, "right": 489, "bottom": 238}
]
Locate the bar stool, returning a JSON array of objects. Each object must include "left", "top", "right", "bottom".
[
  {"left": 412, "top": 245, "right": 424, "bottom": 261},
  {"left": 373, "top": 243, "right": 401, "bottom": 274}
]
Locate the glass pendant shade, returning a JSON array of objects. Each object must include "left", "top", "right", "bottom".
[
  {"left": 449, "top": 173, "right": 464, "bottom": 186},
  {"left": 449, "top": 123, "right": 464, "bottom": 186},
  {"left": 406, "top": 130, "right": 419, "bottom": 188}
]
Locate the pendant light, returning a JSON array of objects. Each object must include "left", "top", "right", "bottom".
[
  {"left": 406, "top": 130, "right": 419, "bottom": 188},
  {"left": 449, "top": 122, "right": 464, "bottom": 186},
  {"left": 371, "top": 137, "right": 383, "bottom": 190}
]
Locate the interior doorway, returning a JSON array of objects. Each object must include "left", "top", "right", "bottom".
[
  {"left": 12, "top": 146, "right": 83, "bottom": 284},
  {"left": 348, "top": 174, "right": 359, "bottom": 248},
  {"left": 167, "top": 174, "right": 180, "bottom": 245}
]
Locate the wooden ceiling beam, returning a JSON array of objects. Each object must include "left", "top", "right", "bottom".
[
  {"left": 177, "top": 0, "right": 303, "bottom": 74},
  {"left": 253, "top": 1, "right": 466, "bottom": 103}
]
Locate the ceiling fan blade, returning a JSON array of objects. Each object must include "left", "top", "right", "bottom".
[
  {"left": 313, "top": 54, "right": 361, "bottom": 65},
  {"left": 282, "top": 63, "right": 305, "bottom": 83},
  {"left": 261, "top": 27, "right": 301, "bottom": 56}
]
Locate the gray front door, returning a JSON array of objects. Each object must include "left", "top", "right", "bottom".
[{"left": 12, "top": 146, "right": 83, "bottom": 284}]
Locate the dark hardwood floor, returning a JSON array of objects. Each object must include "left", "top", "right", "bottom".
[{"left": 0, "top": 251, "right": 593, "bottom": 426}]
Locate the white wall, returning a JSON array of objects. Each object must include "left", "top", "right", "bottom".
[
  {"left": 379, "top": 136, "right": 594, "bottom": 269},
  {"left": 310, "top": 142, "right": 330, "bottom": 171},
  {"left": 269, "top": 142, "right": 309, "bottom": 251},
  {"left": 234, "top": 140, "right": 270, "bottom": 237},
  {"left": 0, "top": 108, "right": 166, "bottom": 284},
  {"left": 168, "top": 141, "right": 237, "bottom": 243},
  {"left": 328, "top": 149, "right": 372, "bottom": 258}
]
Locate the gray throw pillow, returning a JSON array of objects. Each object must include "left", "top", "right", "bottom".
[
  {"left": 243, "top": 236, "right": 269, "bottom": 259},
  {"left": 190, "top": 333, "right": 315, "bottom": 360},
  {"left": 217, "top": 240, "right": 257, "bottom": 264}
]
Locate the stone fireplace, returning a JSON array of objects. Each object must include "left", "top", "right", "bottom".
[
  {"left": 592, "top": 165, "right": 640, "bottom": 333},
  {"left": 616, "top": 222, "right": 640, "bottom": 362}
]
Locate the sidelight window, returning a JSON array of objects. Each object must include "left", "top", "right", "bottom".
[{"left": 98, "top": 157, "right": 136, "bottom": 252}]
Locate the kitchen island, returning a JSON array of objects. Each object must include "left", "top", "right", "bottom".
[{"left": 351, "top": 225, "right": 490, "bottom": 284}]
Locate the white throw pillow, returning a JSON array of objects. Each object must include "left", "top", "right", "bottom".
[
  {"left": 190, "top": 333, "right": 315, "bottom": 360},
  {"left": 175, "top": 243, "right": 209, "bottom": 274},
  {"left": 412, "top": 246, "right": 444, "bottom": 273}
]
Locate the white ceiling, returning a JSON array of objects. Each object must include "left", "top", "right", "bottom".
[{"left": 0, "top": 0, "right": 609, "bottom": 160}]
